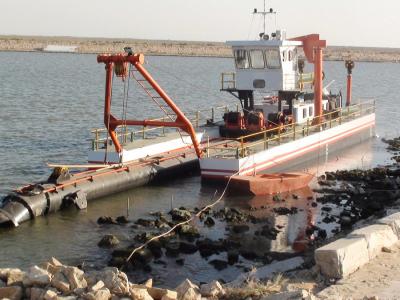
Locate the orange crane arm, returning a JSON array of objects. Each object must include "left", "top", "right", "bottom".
[{"left": 97, "top": 53, "right": 202, "bottom": 158}]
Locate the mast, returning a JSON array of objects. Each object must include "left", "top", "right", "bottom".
[{"left": 253, "top": 0, "right": 277, "bottom": 39}]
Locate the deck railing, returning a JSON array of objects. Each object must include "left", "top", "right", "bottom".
[
  {"left": 221, "top": 72, "right": 236, "bottom": 90},
  {"left": 204, "top": 99, "right": 376, "bottom": 159},
  {"left": 90, "top": 104, "right": 237, "bottom": 151}
]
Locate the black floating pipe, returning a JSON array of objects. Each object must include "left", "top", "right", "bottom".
[{"left": 0, "top": 158, "right": 198, "bottom": 227}]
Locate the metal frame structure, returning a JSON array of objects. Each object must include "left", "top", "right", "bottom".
[
  {"left": 290, "top": 34, "right": 327, "bottom": 123},
  {"left": 97, "top": 53, "right": 202, "bottom": 158}
]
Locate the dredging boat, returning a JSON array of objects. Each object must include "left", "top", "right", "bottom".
[{"left": 0, "top": 6, "right": 375, "bottom": 227}]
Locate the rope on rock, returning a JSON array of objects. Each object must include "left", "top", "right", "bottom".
[{"left": 122, "top": 170, "right": 240, "bottom": 269}]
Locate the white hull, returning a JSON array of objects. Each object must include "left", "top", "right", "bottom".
[{"left": 200, "top": 113, "right": 375, "bottom": 179}]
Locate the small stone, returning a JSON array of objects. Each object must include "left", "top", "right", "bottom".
[
  {"left": 51, "top": 270, "right": 71, "bottom": 293},
  {"left": 227, "top": 251, "right": 239, "bottom": 265},
  {"left": 90, "top": 280, "right": 105, "bottom": 292},
  {"left": 83, "top": 287, "right": 111, "bottom": 300},
  {"left": 179, "top": 242, "right": 198, "bottom": 254},
  {"left": 176, "top": 279, "right": 201, "bottom": 300},
  {"left": 178, "top": 225, "right": 200, "bottom": 239},
  {"left": 148, "top": 287, "right": 177, "bottom": 300},
  {"left": 209, "top": 260, "right": 228, "bottom": 271},
  {"left": 161, "top": 291, "right": 178, "bottom": 300},
  {"left": 232, "top": 224, "right": 250, "bottom": 234},
  {"left": 98, "top": 235, "right": 120, "bottom": 248},
  {"left": 100, "top": 267, "right": 130, "bottom": 296},
  {"left": 130, "top": 287, "right": 153, "bottom": 300},
  {"left": 0, "top": 286, "right": 23, "bottom": 300},
  {"left": 170, "top": 208, "right": 192, "bottom": 222},
  {"left": 61, "top": 266, "right": 87, "bottom": 290},
  {"left": 176, "top": 259, "right": 185, "bottom": 266},
  {"left": 135, "top": 219, "right": 156, "bottom": 227},
  {"left": 0, "top": 268, "right": 21, "bottom": 281},
  {"left": 116, "top": 216, "right": 129, "bottom": 224},
  {"left": 204, "top": 217, "right": 215, "bottom": 227},
  {"left": 98, "top": 216, "right": 117, "bottom": 225},
  {"left": 382, "top": 246, "right": 393, "bottom": 253},
  {"left": 43, "top": 289, "right": 58, "bottom": 300},
  {"left": 200, "top": 281, "right": 225, "bottom": 298},
  {"left": 144, "top": 278, "right": 153, "bottom": 288}
]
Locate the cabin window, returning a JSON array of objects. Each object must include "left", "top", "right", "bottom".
[
  {"left": 303, "top": 108, "right": 307, "bottom": 118},
  {"left": 234, "top": 49, "right": 250, "bottom": 69},
  {"left": 265, "top": 49, "right": 281, "bottom": 69},
  {"left": 249, "top": 50, "right": 265, "bottom": 69},
  {"left": 309, "top": 106, "right": 313, "bottom": 116},
  {"left": 288, "top": 50, "right": 293, "bottom": 61}
]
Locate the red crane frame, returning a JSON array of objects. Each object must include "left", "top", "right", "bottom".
[
  {"left": 290, "top": 34, "right": 326, "bottom": 123},
  {"left": 97, "top": 53, "right": 202, "bottom": 158}
]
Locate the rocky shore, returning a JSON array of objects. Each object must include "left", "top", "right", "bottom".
[
  {"left": 1, "top": 35, "right": 400, "bottom": 62},
  {"left": 2, "top": 137, "right": 400, "bottom": 299}
]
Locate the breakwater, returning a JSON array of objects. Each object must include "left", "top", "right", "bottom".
[{"left": 1, "top": 35, "right": 400, "bottom": 62}]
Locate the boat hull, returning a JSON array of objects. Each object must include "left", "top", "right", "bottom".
[{"left": 200, "top": 113, "right": 376, "bottom": 180}]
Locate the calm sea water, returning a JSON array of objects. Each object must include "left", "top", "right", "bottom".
[{"left": 0, "top": 52, "right": 399, "bottom": 287}]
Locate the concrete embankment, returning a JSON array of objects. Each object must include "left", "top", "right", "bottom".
[
  {"left": 315, "top": 212, "right": 400, "bottom": 279},
  {"left": 1, "top": 35, "right": 400, "bottom": 62}
]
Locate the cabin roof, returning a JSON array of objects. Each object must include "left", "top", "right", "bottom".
[{"left": 227, "top": 40, "right": 302, "bottom": 47}]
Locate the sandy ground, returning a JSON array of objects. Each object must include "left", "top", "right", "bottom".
[
  {"left": 1, "top": 35, "right": 400, "bottom": 62},
  {"left": 317, "top": 242, "right": 400, "bottom": 300}
]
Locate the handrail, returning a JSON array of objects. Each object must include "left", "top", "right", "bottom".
[
  {"left": 204, "top": 99, "right": 375, "bottom": 158},
  {"left": 90, "top": 104, "right": 236, "bottom": 150}
]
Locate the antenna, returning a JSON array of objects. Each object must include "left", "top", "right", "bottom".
[{"left": 253, "top": 0, "right": 277, "bottom": 40}]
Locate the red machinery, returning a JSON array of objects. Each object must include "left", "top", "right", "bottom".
[
  {"left": 246, "top": 111, "right": 265, "bottom": 132},
  {"left": 97, "top": 53, "right": 202, "bottom": 158},
  {"left": 290, "top": 34, "right": 326, "bottom": 124}
]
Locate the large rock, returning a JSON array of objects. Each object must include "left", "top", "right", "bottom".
[
  {"left": 6, "top": 269, "right": 26, "bottom": 286},
  {"left": 176, "top": 279, "right": 201, "bottom": 300},
  {"left": 61, "top": 266, "right": 87, "bottom": 290},
  {"left": 30, "top": 287, "right": 46, "bottom": 300},
  {"left": 349, "top": 224, "right": 398, "bottom": 259},
  {"left": 98, "top": 235, "right": 120, "bottom": 248},
  {"left": 99, "top": 267, "right": 130, "bottom": 296},
  {"left": 40, "top": 257, "right": 63, "bottom": 275},
  {"left": 0, "top": 268, "right": 22, "bottom": 281},
  {"left": 315, "top": 237, "right": 369, "bottom": 279},
  {"left": 51, "top": 271, "right": 71, "bottom": 293},
  {"left": 89, "top": 280, "right": 105, "bottom": 292},
  {"left": 148, "top": 287, "right": 177, "bottom": 300},
  {"left": 23, "top": 265, "right": 52, "bottom": 287},
  {"left": 199, "top": 281, "right": 225, "bottom": 298},
  {"left": 170, "top": 208, "right": 192, "bottom": 222},
  {"left": 83, "top": 287, "right": 111, "bottom": 300},
  {"left": 130, "top": 287, "right": 154, "bottom": 300},
  {"left": 377, "top": 212, "right": 400, "bottom": 238},
  {"left": 0, "top": 286, "right": 23, "bottom": 300}
]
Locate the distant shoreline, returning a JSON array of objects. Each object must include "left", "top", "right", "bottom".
[{"left": 1, "top": 35, "right": 400, "bottom": 63}]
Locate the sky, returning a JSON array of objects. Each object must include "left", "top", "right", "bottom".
[{"left": 1, "top": 0, "right": 400, "bottom": 48}]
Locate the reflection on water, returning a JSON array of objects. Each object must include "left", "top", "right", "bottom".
[{"left": 0, "top": 52, "right": 399, "bottom": 287}]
